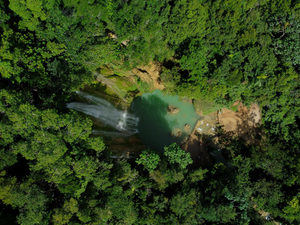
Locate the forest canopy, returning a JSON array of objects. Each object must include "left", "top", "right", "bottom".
[{"left": 0, "top": 0, "right": 299, "bottom": 224}]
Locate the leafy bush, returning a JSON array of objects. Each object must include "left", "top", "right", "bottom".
[
  {"left": 164, "top": 143, "right": 193, "bottom": 169},
  {"left": 136, "top": 150, "right": 160, "bottom": 172}
]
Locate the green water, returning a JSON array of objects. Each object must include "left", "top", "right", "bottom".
[{"left": 131, "top": 90, "right": 199, "bottom": 150}]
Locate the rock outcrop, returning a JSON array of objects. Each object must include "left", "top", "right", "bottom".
[
  {"left": 167, "top": 105, "right": 179, "bottom": 114},
  {"left": 131, "top": 62, "right": 165, "bottom": 90},
  {"left": 184, "top": 123, "right": 191, "bottom": 132},
  {"left": 171, "top": 128, "right": 182, "bottom": 137}
]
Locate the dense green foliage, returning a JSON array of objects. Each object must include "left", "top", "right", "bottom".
[
  {"left": 136, "top": 150, "right": 160, "bottom": 172},
  {"left": 0, "top": 0, "right": 299, "bottom": 224},
  {"left": 164, "top": 143, "right": 193, "bottom": 169}
]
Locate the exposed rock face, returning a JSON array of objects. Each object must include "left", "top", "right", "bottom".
[
  {"left": 108, "top": 32, "right": 117, "bottom": 39},
  {"left": 167, "top": 105, "right": 179, "bottom": 114},
  {"left": 121, "top": 39, "right": 129, "bottom": 46},
  {"left": 131, "top": 62, "right": 165, "bottom": 90},
  {"left": 96, "top": 61, "right": 165, "bottom": 100}
]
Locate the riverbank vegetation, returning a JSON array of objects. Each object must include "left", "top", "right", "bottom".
[{"left": 0, "top": 0, "right": 299, "bottom": 224}]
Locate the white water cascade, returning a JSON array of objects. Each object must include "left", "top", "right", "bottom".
[{"left": 67, "top": 91, "right": 139, "bottom": 135}]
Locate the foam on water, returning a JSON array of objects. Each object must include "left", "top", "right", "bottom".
[{"left": 67, "top": 92, "right": 139, "bottom": 135}]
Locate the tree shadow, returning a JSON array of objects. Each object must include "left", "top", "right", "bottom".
[
  {"left": 182, "top": 132, "right": 219, "bottom": 168},
  {"left": 183, "top": 137, "right": 210, "bottom": 167},
  {"left": 131, "top": 94, "right": 179, "bottom": 151},
  {"left": 235, "top": 111, "right": 262, "bottom": 146}
]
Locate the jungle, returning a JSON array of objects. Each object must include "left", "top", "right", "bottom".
[{"left": 0, "top": 0, "right": 299, "bottom": 224}]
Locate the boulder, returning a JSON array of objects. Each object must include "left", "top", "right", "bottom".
[
  {"left": 171, "top": 128, "right": 182, "bottom": 137},
  {"left": 167, "top": 105, "right": 179, "bottom": 114},
  {"left": 184, "top": 123, "right": 191, "bottom": 132}
]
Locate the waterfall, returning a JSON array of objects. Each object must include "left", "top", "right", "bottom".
[{"left": 67, "top": 92, "right": 139, "bottom": 135}]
